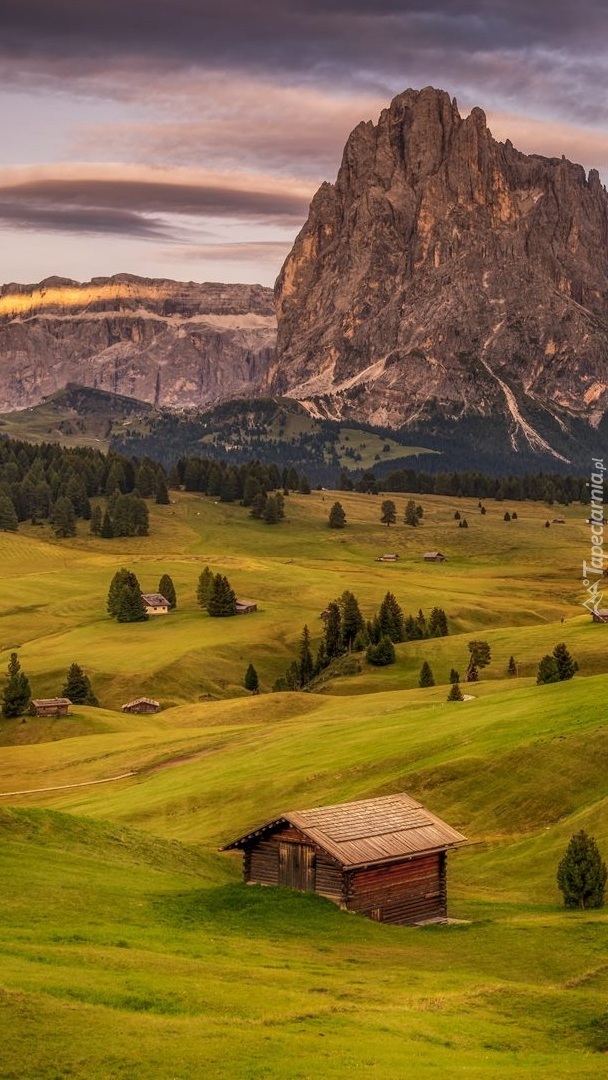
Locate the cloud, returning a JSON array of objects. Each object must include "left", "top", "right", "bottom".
[
  {"left": 166, "top": 241, "right": 293, "bottom": 265},
  {"left": 0, "top": 163, "right": 314, "bottom": 240}
]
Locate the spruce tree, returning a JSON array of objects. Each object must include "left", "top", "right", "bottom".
[
  {"left": 378, "top": 591, "right": 404, "bottom": 642},
  {"left": 52, "top": 496, "right": 77, "bottom": 537},
  {"left": 323, "top": 601, "right": 342, "bottom": 659},
  {"left": 0, "top": 494, "right": 18, "bottom": 532},
  {"left": 62, "top": 663, "right": 98, "bottom": 706},
  {"left": 504, "top": 511, "right": 511, "bottom": 521},
  {"left": 299, "top": 625, "right": 314, "bottom": 686},
  {"left": 557, "top": 831, "right": 607, "bottom": 909},
  {"left": 244, "top": 664, "right": 260, "bottom": 693},
  {"left": 196, "top": 566, "right": 215, "bottom": 610},
  {"left": 158, "top": 573, "right": 177, "bottom": 610},
  {"left": 447, "top": 682, "right": 464, "bottom": 701},
  {"left": 552, "top": 642, "right": 576, "bottom": 681},
  {"left": 100, "top": 509, "right": 114, "bottom": 538},
  {"left": 155, "top": 476, "right": 170, "bottom": 505},
  {"left": 328, "top": 501, "right": 347, "bottom": 528},
  {"left": 116, "top": 581, "right": 148, "bottom": 623},
  {"left": 90, "top": 505, "right": 102, "bottom": 535},
  {"left": 404, "top": 499, "right": 418, "bottom": 526},
  {"left": 207, "top": 574, "right": 237, "bottom": 617},
  {"left": 380, "top": 499, "right": 397, "bottom": 526},
  {"left": 428, "top": 607, "right": 449, "bottom": 637},
  {"left": 419, "top": 661, "right": 435, "bottom": 687},
  {"left": 339, "top": 590, "right": 364, "bottom": 651},
  {"left": 536, "top": 655, "right": 559, "bottom": 684},
  {"left": 263, "top": 495, "right": 280, "bottom": 524},
  {"left": 449, "top": 667, "right": 460, "bottom": 684},
  {"left": 1, "top": 652, "right": 32, "bottom": 718},
  {"left": 107, "top": 569, "right": 136, "bottom": 617},
  {"left": 507, "top": 655, "right": 517, "bottom": 676}
]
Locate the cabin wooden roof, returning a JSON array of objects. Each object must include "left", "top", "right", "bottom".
[
  {"left": 222, "top": 793, "right": 467, "bottom": 869},
  {"left": 141, "top": 593, "right": 169, "bottom": 606},
  {"left": 32, "top": 697, "right": 71, "bottom": 707},
  {"left": 121, "top": 696, "right": 160, "bottom": 709}
]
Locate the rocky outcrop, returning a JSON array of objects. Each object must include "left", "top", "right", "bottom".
[
  {"left": 272, "top": 87, "right": 608, "bottom": 456},
  {"left": 0, "top": 274, "right": 276, "bottom": 411}
]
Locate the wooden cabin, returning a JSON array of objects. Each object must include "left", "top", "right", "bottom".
[
  {"left": 141, "top": 593, "right": 170, "bottom": 615},
  {"left": 121, "top": 696, "right": 160, "bottom": 714},
  {"left": 375, "top": 553, "right": 399, "bottom": 562},
  {"left": 31, "top": 697, "right": 71, "bottom": 717},
  {"left": 222, "top": 793, "right": 467, "bottom": 926},
  {"left": 235, "top": 600, "right": 258, "bottom": 614},
  {"left": 592, "top": 609, "right": 608, "bottom": 623},
  {"left": 423, "top": 551, "right": 447, "bottom": 562},
  {"left": 552, "top": 517, "right": 565, "bottom": 525}
]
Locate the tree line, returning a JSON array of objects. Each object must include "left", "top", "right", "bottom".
[
  {"left": 1, "top": 653, "right": 97, "bottom": 718},
  {"left": 340, "top": 467, "right": 589, "bottom": 505}
]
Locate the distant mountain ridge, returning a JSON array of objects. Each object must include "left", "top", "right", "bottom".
[
  {"left": 271, "top": 86, "right": 608, "bottom": 461},
  {"left": 0, "top": 273, "right": 276, "bottom": 412}
]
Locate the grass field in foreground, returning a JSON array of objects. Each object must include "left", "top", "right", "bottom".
[{"left": 1, "top": 486, "right": 608, "bottom": 1077}]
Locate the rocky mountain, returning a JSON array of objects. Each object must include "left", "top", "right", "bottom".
[
  {"left": 272, "top": 86, "right": 608, "bottom": 461},
  {"left": 0, "top": 274, "right": 276, "bottom": 412}
]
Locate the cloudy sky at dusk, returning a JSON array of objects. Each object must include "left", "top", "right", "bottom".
[{"left": 2, "top": 0, "right": 608, "bottom": 288}]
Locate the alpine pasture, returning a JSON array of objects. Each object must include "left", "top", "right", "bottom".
[{"left": 1, "top": 487, "right": 608, "bottom": 1079}]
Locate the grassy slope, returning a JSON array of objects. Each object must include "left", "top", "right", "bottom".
[{"left": 1, "top": 489, "right": 608, "bottom": 1077}]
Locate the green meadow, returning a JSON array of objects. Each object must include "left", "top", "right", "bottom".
[{"left": 1, "top": 487, "right": 608, "bottom": 1078}]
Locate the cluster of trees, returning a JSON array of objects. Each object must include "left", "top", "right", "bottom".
[
  {"left": 274, "top": 590, "right": 450, "bottom": 689},
  {"left": 197, "top": 567, "right": 237, "bottom": 617},
  {"left": 0, "top": 437, "right": 169, "bottom": 536},
  {"left": 1, "top": 653, "right": 97, "bottom": 718},
  {"left": 172, "top": 456, "right": 310, "bottom": 503},
  {"left": 378, "top": 499, "right": 423, "bottom": 527},
  {"left": 340, "top": 467, "right": 588, "bottom": 505},
  {"left": 107, "top": 569, "right": 177, "bottom": 622},
  {"left": 536, "top": 643, "right": 577, "bottom": 684}
]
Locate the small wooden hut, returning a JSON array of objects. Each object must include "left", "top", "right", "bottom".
[
  {"left": 141, "top": 593, "right": 170, "bottom": 615},
  {"left": 121, "top": 697, "right": 160, "bottom": 714},
  {"left": 235, "top": 600, "right": 258, "bottom": 614},
  {"left": 222, "top": 793, "right": 466, "bottom": 925},
  {"left": 32, "top": 697, "right": 71, "bottom": 717},
  {"left": 375, "top": 553, "right": 399, "bottom": 562},
  {"left": 423, "top": 551, "right": 447, "bottom": 562}
]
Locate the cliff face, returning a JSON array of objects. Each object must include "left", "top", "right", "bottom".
[
  {"left": 272, "top": 87, "right": 608, "bottom": 455},
  {"left": 0, "top": 274, "right": 276, "bottom": 411}
]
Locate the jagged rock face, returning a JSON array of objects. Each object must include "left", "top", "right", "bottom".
[
  {"left": 272, "top": 87, "right": 608, "bottom": 454},
  {"left": 0, "top": 274, "right": 276, "bottom": 411}
]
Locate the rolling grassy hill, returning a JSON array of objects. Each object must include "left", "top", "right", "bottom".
[{"left": 1, "top": 487, "right": 607, "bottom": 1077}]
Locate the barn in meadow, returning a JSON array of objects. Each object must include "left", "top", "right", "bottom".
[{"left": 222, "top": 792, "right": 467, "bottom": 925}]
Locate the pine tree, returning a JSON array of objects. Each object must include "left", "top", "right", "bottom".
[
  {"left": 380, "top": 499, "right": 397, "bottom": 526},
  {"left": 428, "top": 607, "right": 449, "bottom": 637},
  {"left": 207, "top": 574, "right": 237, "bottom": 617},
  {"left": 504, "top": 511, "right": 511, "bottom": 521},
  {"left": 52, "top": 496, "right": 77, "bottom": 537},
  {"left": 62, "top": 662, "right": 98, "bottom": 706},
  {"left": 0, "top": 494, "right": 18, "bottom": 532},
  {"left": 449, "top": 667, "right": 460, "bottom": 684},
  {"left": 107, "top": 569, "right": 138, "bottom": 617},
  {"left": 378, "top": 591, "right": 404, "bottom": 642},
  {"left": 100, "top": 509, "right": 114, "bottom": 538},
  {"left": 196, "top": 566, "right": 215, "bottom": 610},
  {"left": 1, "top": 652, "right": 32, "bottom": 718},
  {"left": 339, "top": 590, "right": 364, "bottom": 651},
  {"left": 299, "top": 625, "right": 314, "bottom": 686},
  {"left": 155, "top": 476, "right": 170, "bottom": 505},
  {"left": 557, "top": 831, "right": 607, "bottom": 909},
  {"left": 536, "top": 655, "right": 560, "bottom": 684},
  {"left": 244, "top": 663, "right": 260, "bottom": 693},
  {"left": 447, "top": 682, "right": 464, "bottom": 701},
  {"left": 90, "top": 505, "right": 102, "bottom": 535},
  {"left": 158, "top": 573, "right": 177, "bottom": 610},
  {"left": 454, "top": 510, "right": 461, "bottom": 520},
  {"left": 552, "top": 642, "right": 576, "bottom": 681},
  {"left": 323, "top": 601, "right": 342, "bottom": 659},
  {"left": 404, "top": 499, "right": 418, "bottom": 526},
  {"left": 419, "top": 661, "right": 435, "bottom": 687},
  {"left": 328, "top": 501, "right": 347, "bottom": 528},
  {"left": 263, "top": 495, "right": 280, "bottom": 524},
  {"left": 467, "top": 641, "right": 491, "bottom": 680},
  {"left": 507, "top": 655, "right": 517, "bottom": 676},
  {"left": 115, "top": 581, "right": 148, "bottom": 623}
]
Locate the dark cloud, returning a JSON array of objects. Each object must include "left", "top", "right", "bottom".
[
  {"left": 0, "top": 173, "right": 310, "bottom": 240},
  {"left": 3, "top": 1, "right": 606, "bottom": 72}
]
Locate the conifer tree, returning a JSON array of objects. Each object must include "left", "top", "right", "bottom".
[
  {"left": 507, "top": 655, "right": 517, "bottom": 676},
  {"left": 1, "top": 652, "right": 31, "bottom": 718},
  {"left": 116, "top": 580, "right": 148, "bottom": 623},
  {"left": 404, "top": 499, "right": 418, "bottom": 526},
  {"left": 52, "top": 496, "right": 77, "bottom": 537},
  {"left": 467, "top": 641, "right": 491, "bottom": 680},
  {"left": 419, "top": 661, "right": 435, "bottom": 687},
  {"left": 378, "top": 591, "right": 405, "bottom": 642},
  {"left": 447, "top": 682, "right": 464, "bottom": 701},
  {"left": 207, "top": 574, "right": 237, "bottom": 617},
  {"left": 449, "top": 667, "right": 460, "bottom": 684},
  {"left": 323, "top": 601, "right": 342, "bottom": 659},
  {"left": 557, "top": 831, "right": 607, "bottom": 909},
  {"left": 100, "top": 509, "right": 114, "bottom": 538},
  {"left": 552, "top": 642, "right": 576, "bottom": 681},
  {"left": 0, "top": 494, "right": 18, "bottom": 532},
  {"left": 299, "top": 625, "right": 314, "bottom": 687},
  {"left": 155, "top": 476, "right": 170, "bottom": 505},
  {"left": 339, "top": 590, "right": 364, "bottom": 651},
  {"left": 366, "top": 635, "right": 396, "bottom": 666},
  {"left": 62, "top": 663, "right": 98, "bottom": 706},
  {"left": 380, "top": 499, "right": 397, "bottom": 526},
  {"left": 328, "top": 501, "right": 347, "bottom": 528},
  {"left": 90, "top": 505, "right": 102, "bottom": 535},
  {"left": 196, "top": 566, "right": 215, "bottom": 610},
  {"left": 536, "top": 655, "right": 560, "bottom": 684},
  {"left": 244, "top": 664, "right": 260, "bottom": 694},
  {"left": 158, "top": 573, "right": 177, "bottom": 610},
  {"left": 428, "top": 607, "right": 449, "bottom": 637}
]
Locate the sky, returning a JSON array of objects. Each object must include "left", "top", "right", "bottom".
[{"left": 1, "top": 0, "right": 608, "bottom": 289}]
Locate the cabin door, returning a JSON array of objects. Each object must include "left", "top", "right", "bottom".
[{"left": 278, "top": 843, "right": 316, "bottom": 891}]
